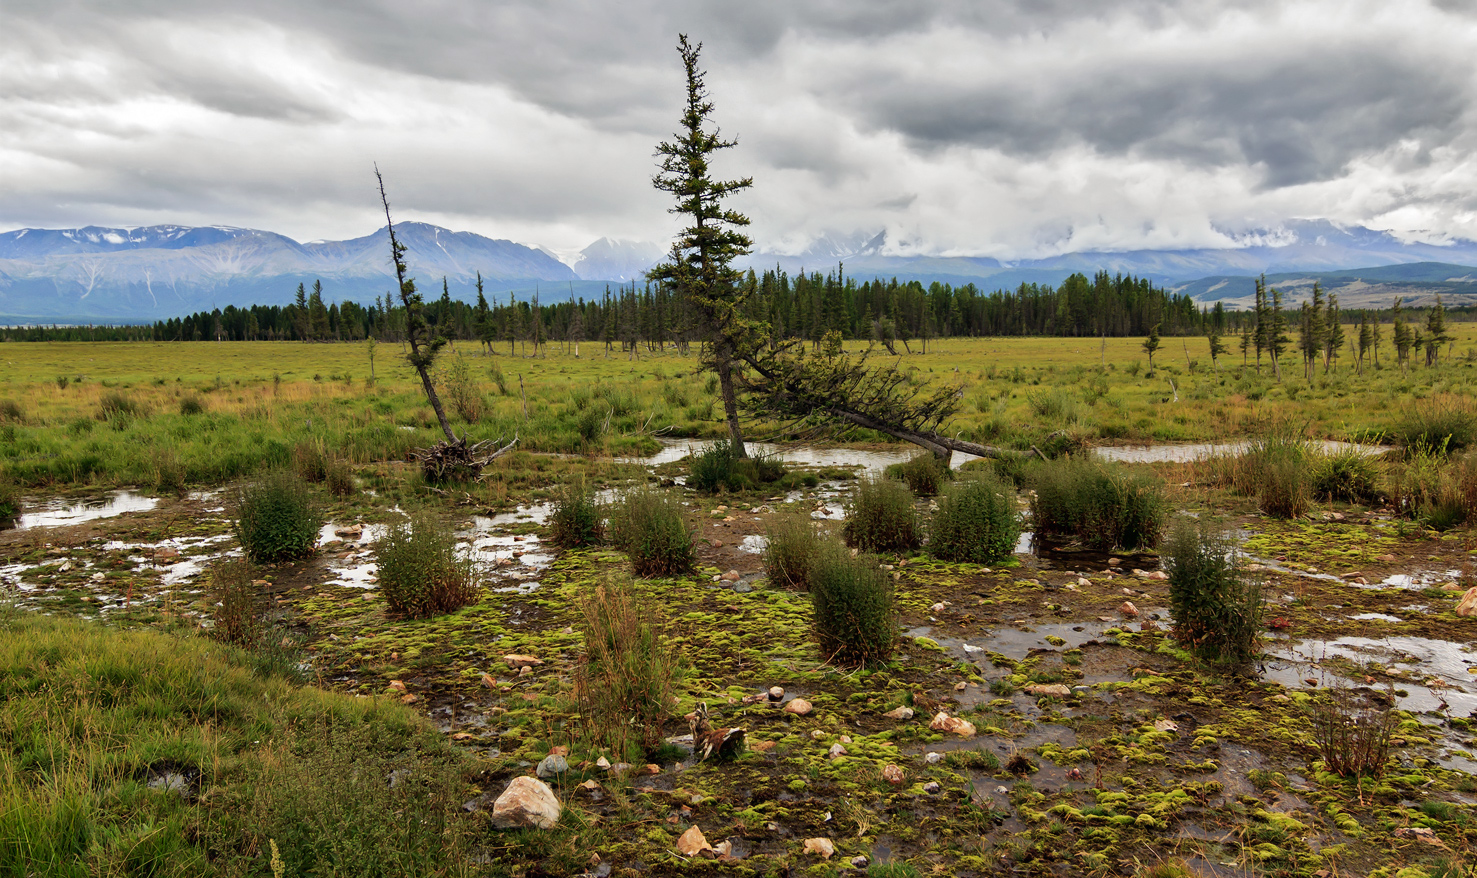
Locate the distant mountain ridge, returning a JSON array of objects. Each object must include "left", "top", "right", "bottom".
[
  {"left": 5, "top": 219, "right": 1477, "bottom": 322},
  {"left": 0, "top": 222, "right": 576, "bottom": 321}
]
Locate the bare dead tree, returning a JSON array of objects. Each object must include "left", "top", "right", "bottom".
[{"left": 376, "top": 167, "right": 514, "bottom": 480}]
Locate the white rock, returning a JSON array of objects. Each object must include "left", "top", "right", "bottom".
[
  {"left": 803, "top": 837, "right": 836, "bottom": 859},
  {"left": 884, "top": 706, "right": 914, "bottom": 720},
  {"left": 925, "top": 752, "right": 943, "bottom": 764},
  {"left": 491, "top": 777, "right": 561, "bottom": 829}
]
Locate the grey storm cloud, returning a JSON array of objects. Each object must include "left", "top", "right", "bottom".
[{"left": 3, "top": 0, "right": 1476, "bottom": 257}]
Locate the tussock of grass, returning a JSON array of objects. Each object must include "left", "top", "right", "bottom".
[{"left": 1029, "top": 457, "right": 1164, "bottom": 551}]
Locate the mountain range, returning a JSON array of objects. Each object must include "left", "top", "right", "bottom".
[{"left": 2, "top": 219, "right": 1476, "bottom": 322}]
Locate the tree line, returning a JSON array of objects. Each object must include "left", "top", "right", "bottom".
[{"left": 0, "top": 270, "right": 1469, "bottom": 352}]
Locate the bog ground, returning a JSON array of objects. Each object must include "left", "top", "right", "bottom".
[{"left": 1, "top": 338, "right": 1475, "bottom": 877}]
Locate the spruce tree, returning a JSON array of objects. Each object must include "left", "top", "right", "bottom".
[
  {"left": 1426, "top": 295, "right": 1452, "bottom": 367},
  {"left": 649, "top": 35, "right": 757, "bottom": 457}
]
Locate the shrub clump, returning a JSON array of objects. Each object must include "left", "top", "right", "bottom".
[
  {"left": 1163, "top": 522, "right": 1263, "bottom": 666},
  {"left": 930, "top": 475, "right": 1020, "bottom": 564},
  {"left": 209, "top": 557, "right": 263, "bottom": 647},
  {"left": 0, "top": 400, "right": 22, "bottom": 423},
  {"left": 885, "top": 453, "right": 953, "bottom": 497},
  {"left": 153, "top": 448, "right": 188, "bottom": 496},
  {"left": 179, "top": 395, "right": 205, "bottom": 416},
  {"left": 810, "top": 540, "right": 896, "bottom": 666},
  {"left": 1310, "top": 685, "right": 1396, "bottom": 779},
  {"left": 233, "top": 470, "right": 322, "bottom": 564},
  {"left": 97, "top": 390, "right": 140, "bottom": 422},
  {"left": 550, "top": 479, "right": 605, "bottom": 549},
  {"left": 324, "top": 457, "right": 356, "bottom": 497},
  {"left": 293, "top": 440, "right": 328, "bottom": 483},
  {"left": 375, "top": 513, "right": 480, "bottom": 618},
  {"left": 687, "top": 440, "right": 786, "bottom": 493},
  {"left": 1391, "top": 446, "right": 1477, "bottom": 530},
  {"left": 1029, "top": 457, "right": 1164, "bottom": 551},
  {"left": 0, "top": 475, "right": 21, "bottom": 523},
  {"left": 843, "top": 476, "right": 921, "bottom": 553},
  {"left": 763, "top": 513, "right": 821, "bottom": 589},
  {"left": 573, "top": 579, "right": 685, "bottom": 761},
  {"left": 1310, "top": 448, "right": 1381, "bottom": 505},
  {"left": 609, "top": 487, "right": 695, "bottom": 578}
]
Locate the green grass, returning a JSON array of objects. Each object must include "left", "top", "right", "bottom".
[
  {"left": 4, "top": 335, "right": 1477, "bottom": 490},
  {"left": 0, "top": 614, "right": 476, "bottom": 877}
]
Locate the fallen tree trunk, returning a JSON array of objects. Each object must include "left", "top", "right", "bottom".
[{"left": 821, "top": 405, "right": 1039, "bottom": 463}]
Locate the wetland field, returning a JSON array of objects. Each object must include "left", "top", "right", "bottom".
[{"left": 4, "top": 336, "right": 1477, "bottom": 877}]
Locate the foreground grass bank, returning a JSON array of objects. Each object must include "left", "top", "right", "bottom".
[{"left": 0, "top": 613, "right": 478, "bottom": 878}]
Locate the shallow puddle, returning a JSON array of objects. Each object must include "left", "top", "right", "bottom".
[
  {"left": 16, "top": 491, "right": 159, "bottom": 528},
  {"left": 1264, "top": 634, "right": 1477, "bottom": 715},
  {"left": 1094, "top": 440, "right": 1382, "bottom": 464}
]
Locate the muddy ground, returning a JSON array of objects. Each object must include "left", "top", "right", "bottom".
[{"left": 1, "top": 451, "right": 1474, "bottom": 877}]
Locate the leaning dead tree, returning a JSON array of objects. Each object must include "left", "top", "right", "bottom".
[
  {"left": 376, "top": 168, "right": 515, "bottom": 481},
  {"left": 741, "top": 332, "right": 1038, "bottom": 463}
]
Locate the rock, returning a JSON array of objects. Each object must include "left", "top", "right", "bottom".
[
  {"left": 502, "top": 654, "right": 542, "bottom": 669},
  {"left": 929, "top": 712, "right": 977, "bottom": 738},
  {"left": 884, "top": 706, "right": 914, "bottom": 720},
  {"left": 810, "top": 730, "right": 827, "bottom": 741},
  {"left": 712, "top": 840, "right": 733, "bottom": 858},
  {"left": 91, "top": 572, "right": 105, "bottom": 582},
  {"left": 519, "top": 666, "right": 533, "bottom": 677},
  {"left": 491, "top": 777, "right": 561, "bottom": 829},
  {"left": 925, "top": 751, "right": 943, "bottom": 764},
  {"left": 481, "top": 673, "right": 497, "bottom": 689},
  {"left": 1108, "top": 557, "right": 1122, "bottom": 566},
  {"left": 335, "top": 524, "right": 364, "bottom": 539},
  {"left": 387, "top": 680, "right": 407, "bottom": 693},
  {"left": 677, "top": 825, "right": 711, "bottom": 856},
  {"left": 644, "top": 764, "right": 662, "bottom": 775},
  {"left": 1145, "top": 570, "right": 1168, "bottom": 580},
  {"left": 451, "top": 732, "right": 477, "bottom": 741},
  {"left": 1377, "top": 553, "right": 1397, "bottom": 562},
  {"left": 732, "top": 582, "right": 752, "bottom": 594},
  {"left": 828, "top": 743, "right": 847, "bottom": 758},
  {"left": 400, "top": 693, "right": 418, "bottom": 704},
  {"left": 784, "top": 698, "right": 813, "bottom": 716},
  {"left": 1153, "top": 718, "right": 1178, "bottom": 733},
  {"left": 579, "top": 779, "right": 600, "bottom": 791},
  {"left": 720, "top": 569, "right": 741, "bottom": 582},
  {"left": 535, "top": 754, "right": 568, "bottom": 778},
  {"left": 954, "top": 681, "right": 967, "bottom": 691},
  {"left": 768, "top": 686, "right": 785, "bottom": 701},
  {"left": 922, "top": 781, "right": 941, "bottom": 794},
  {"left": 930, "top": 602, "right": 947, "bottom": 612},
  {"left": 1457, "top": 586, "right": 1477, "bottom": 617},
  {"left": 803, "top": 837, "right": 835, "bottom": 859},
  {"left": 839, "top": 735, "right": 852, "bottom": 744},
  {"left": 851, "top": 855, "right": 870, "bottom": 868},
  {"left": 596, "top": 756, "right": 611, "bottom": 769},
  {"left": 752, "top": 741, "right": 777, "bottom": 753},
  {"left": 1024, "top": 683, "right": 1071, "bottom": 698},
  {"left": 1119, "top": 601, "right": 1139, "bottom": 617},
  {"left": 882, "top": 764, "right": 905, "bottom": 785},
  {"left": 608, "top": 763, "right": 633, "bottom": 775}
]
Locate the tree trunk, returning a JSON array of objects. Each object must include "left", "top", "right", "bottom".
[
  {"left": 821, "top": 405, "right": 1035, "bottom": 464},
  {"left": 717, "top": 355, "right": 747, "bottom": 458}
]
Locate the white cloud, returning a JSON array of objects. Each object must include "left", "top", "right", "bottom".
[{"left": 3, "top": 0, "right": 1477, "bottom": 257}]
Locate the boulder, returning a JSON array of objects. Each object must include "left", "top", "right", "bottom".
[
  {"left": 803, "top": 838, "right": 836, "bottom": 859},
  {"left": 784, "top": 698, "right": 813, "bottom": 716},
  {"left": 491, "top": 776, "right": 560, "bottom": 829},
  {"left": 1457, "top": 586, "right": 1477, "bottom": 617}
]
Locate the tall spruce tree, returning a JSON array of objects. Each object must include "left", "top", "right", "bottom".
[{"left": 649, "top": 35, "right": 757, "bottom": 457}]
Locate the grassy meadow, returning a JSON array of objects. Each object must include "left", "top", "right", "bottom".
[
  {"left": 3, "top": 329, "right": 1477, "bottom": 492},
  {"left": 3, "top": 332, "right": 1477, "bottom": 877}
]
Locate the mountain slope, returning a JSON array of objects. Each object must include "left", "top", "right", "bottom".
[{"left": 0, "top": 223, "right": 576, "bottom": 321}]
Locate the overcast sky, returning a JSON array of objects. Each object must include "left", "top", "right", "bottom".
[{"left": 4, "top": 0, "right": 1476, "bottom": 260}]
